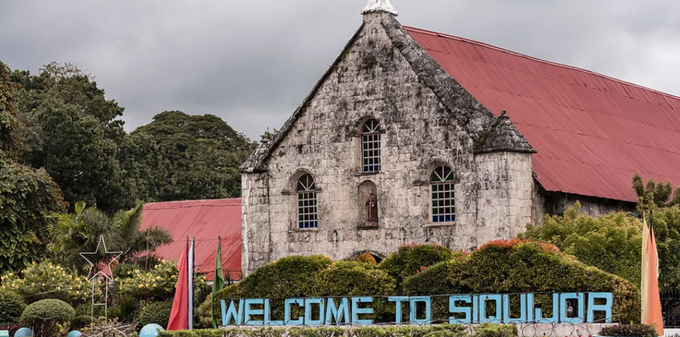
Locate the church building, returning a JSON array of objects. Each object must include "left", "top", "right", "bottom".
[{"left": 239, "top": 0, "right": 680, "bottom": 274}]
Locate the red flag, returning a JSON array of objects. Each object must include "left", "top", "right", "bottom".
[
  {"left": 641, "top": 212, "right": 664, "bottom": 336},
  {"left": 167, "top": 245, "right": 188, "bottom": 330}
]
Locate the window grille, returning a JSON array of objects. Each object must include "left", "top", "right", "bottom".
[
  {"left": 431, "top": 166, "right": 455, "bottom": 223},
  {"left": 362, "top": 119, "right": 381, "bottom": 173},
  {"left": 297, "top": 174, "right": 318, "bottom": 229}
]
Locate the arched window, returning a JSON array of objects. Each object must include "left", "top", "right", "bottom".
[
  {"left": 362, "top": 119, "right": 381, "bottom": 173},
  {"left": 431, "top": 166, "right": 455, "bottom": 223},
  {"left": 297, "top": 174, "right": 318, "bottom": 229}
]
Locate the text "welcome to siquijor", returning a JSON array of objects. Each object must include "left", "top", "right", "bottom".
[{"left": 220, "top": 292, "right": 614, "bottom": 326}]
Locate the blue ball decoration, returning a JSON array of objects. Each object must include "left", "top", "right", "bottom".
[
  {"left": 67, "top": 331, "right": 82, "bottom": 337},
  {"left": 13, "top": 328, "right": 33, "bottom": 337},
  {"left": 140, "top": 324, "right": 164, "bottom": 337}
]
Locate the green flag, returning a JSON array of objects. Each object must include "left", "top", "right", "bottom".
[{"left": 212, "top": 237, "right": 225, "bottom": 328}]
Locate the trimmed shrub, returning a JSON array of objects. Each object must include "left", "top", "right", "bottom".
[
  {"left": 403, "top": 239, "right": 640, "bottom": 323},
  {"left": 0, "top": 289, "right": 25, "bottom": 324},
  {"left": 289, "top": 327, "right": 346, "bottom": 337},
  {"left": 378, "top": 244, "right": 455, "bottom": 291},
  {"left": 312, "top": 261, "right": 396, "bottom": 321},
  {"left": 70, "top": 315, "right": 95, "bottom": 331},
  {"left": 19, "top": 299, "right": 76, "bottom": 337},
  {"left": 138, "top": 301, "right": 173, "bottom": 329},
  {"left": 197, "top": 293, "right": 213, "bottom": 328},
  {"left": 195, "top": 329, "right": 227, "bottom": 337},
  {"left": 472, "top": 323, "right": 516, "bottom": 337},
  {"left": 600, "top": 324, "right": 658, "bottom": 337},
  {"left": 214, "top": 255, "right": 333, "bottom": 323}
]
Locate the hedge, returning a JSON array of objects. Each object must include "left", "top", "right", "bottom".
[
  {"left": 402, "top": 239, "right": 640, "bottom": 323},
  {"left": 0, "top": 289, "right": 25, "bottom": 324},
  {"left": 377, "top": 244, "right": 455, "bottom": 292},
  {"left": 157, "top": 324, "right": 513, "bottom": 337},
  {"left": 213, "top": 256, "right": 333, "bottom": 322},
  {"left": 19, "top": 299, "right": 76, "bottom": 337},
  {"left": 138, "top": 301, "right": 173, "bottom": 329}
]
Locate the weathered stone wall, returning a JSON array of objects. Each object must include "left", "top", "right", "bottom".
[
  {"left": 240, "top": 170, "right": 271, "bottom": 274},
  {"left": 475, "top": 152, "right": 534, "bottom": 244},
  {"left": 542, "top": 191, "right": 637, "bottom": 217},
  {"left": 241, "top": 13, "right": 534, "bottom": 274}
]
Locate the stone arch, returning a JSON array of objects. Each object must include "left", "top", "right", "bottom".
[
  {"left": 352, "top": 115, "right": 383, "bottom": 135},
  {"left": 349, "top": 250, "right": 386, "bottom": 264},
  {"left": 289, "top": 168, "right": 316, "bottom": 190},
  {"left": 423, "top": 159, "right": 457, "bottom": 183}
]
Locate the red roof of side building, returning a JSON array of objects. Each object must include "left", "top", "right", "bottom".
[
  {"left": 406, "top": 27, "right": 680, "bottom": 203},
  {"left": 140, "top": 199, "right": 242, "bottom": 280}
]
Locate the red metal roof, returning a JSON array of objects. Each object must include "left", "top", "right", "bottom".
[
  {"left": 406, "top": 27, "right": 680, "bottom": 202},
  {"left": 140, "top": 199, "right": 242, "bottom": 280}
]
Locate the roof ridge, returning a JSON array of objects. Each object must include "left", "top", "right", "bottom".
[{"left": 404, "top": 26, "right": 680, "bottom": 103}]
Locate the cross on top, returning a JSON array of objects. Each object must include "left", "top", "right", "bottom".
[{"left": 362, "top": 0, "right": 398, "bottom": 16}]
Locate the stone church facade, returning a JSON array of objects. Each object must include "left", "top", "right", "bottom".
[{"left": 239, "top": 0, "right": 680, "bottom": 274}]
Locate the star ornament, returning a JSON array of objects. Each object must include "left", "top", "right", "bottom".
[{"left": 80, "top": 236, "right": 123, "bottom": 282}]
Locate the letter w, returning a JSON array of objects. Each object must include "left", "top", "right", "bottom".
[{"left": 221, "top": 299, "right": 244, "bottom": 325}]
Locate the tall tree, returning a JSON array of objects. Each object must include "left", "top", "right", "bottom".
[
  {"left": 11, "top": 63, "right": 132, "bottom": 213},
  {"left": 0, "top": 61, "right": 67, "bottom": 272},
  {"left": 128, "top": 110, "right": 254, "bottom": 202}
]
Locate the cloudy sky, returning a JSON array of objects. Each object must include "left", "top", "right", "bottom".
[{"left": 2, "top": 0, "right": 680, "bottom": 140}]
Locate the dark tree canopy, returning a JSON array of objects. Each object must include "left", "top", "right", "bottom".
[
  {"left": 129, "top": 110, "right": 254, "bottom": 202},
  {"left": 0, "top": 61, "right": 21, "bottom": 160},
  {"left": 11, "top": 63, "right": 132, "bottom": 214},
  {"left": 0, "top": 60, "right": 67, "bottom": 272}
]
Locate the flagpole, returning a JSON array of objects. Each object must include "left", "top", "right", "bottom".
[{"left": 188, "top": 237, "right": 195, "bottom": 330}]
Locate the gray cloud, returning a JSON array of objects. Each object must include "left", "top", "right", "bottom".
[{"left": 2, "top": 0, "right": 680, "bottom": 140}]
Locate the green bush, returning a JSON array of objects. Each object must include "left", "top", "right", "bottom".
[
  {"left": 138, "top": 301, "right": 173, "bottom": 329},
  {"left": 312, "top": 261, "right": 396, "bottom": 321},
  {"left": 195, "top": 329, "right": 227, "bottom": 337},
  {"left": 197, "top": 293, "right": 213, "bottom": 328},
  {"left": 70, "top": 315, "right": 95, "bottom": 330},
  {"left": 378, "top": 244, "right": 455, "bottom": 291},
  {"left": 0, "top": 261, "right": 97, "bottom": 306},
  {"left": 290, "top": 327, "right": 345, "bottom": 337},
  {"left": 600, "top": 324, "right": 657, "bottom": 337},
  {"left": 403, "top": 239, "right": 640, "bottom": 323},
  {"left": 213, "top": 255, "right": 333, "bottom": 322},
  {"left": 119, "top": 259, "right": 207, "bottom": 302},
  {"left": 19, "top": 299, "right": 76, "bottom": 337},
  {"left": 520, "top": 201, "right": 643, "bottom": 287},
  {"left": 472, "top": 323, "right": 516, "bottom": 337},
  {"left": 0, "top": 288, "right": 25, "bottom": 324}
]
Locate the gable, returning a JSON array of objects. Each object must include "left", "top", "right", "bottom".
[
  {"left": 407, "top": 27, "right": 680, "bottom": 202},
  {"left": 241, "top": 13, "right": 498, "bottom": 174}
]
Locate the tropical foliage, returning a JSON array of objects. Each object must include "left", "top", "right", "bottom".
[
  {"left": 119, "top": 259, "right": 196, "bottom": 302},
  {"left": 0, "top": 61, "right": 67, "bottom": 272},
  {"left": 49, "top": 201, "right": 173, "bottom": 272},
  {"left": 0, "top": 261, "right": 97, "bottom": 307},
  {"left": 520, "top": 201, "right": 642, "bottom": 287}
]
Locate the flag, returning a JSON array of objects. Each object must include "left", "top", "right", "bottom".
[
  {"left": 212, "top": 236, "right": 226, "bottom": 328},
  {"left": 641, "top": 211, "right": 664, "bottom": 336},
  {"left": 167, "top": 244, "right": 188, "bottom": 330},
  {"left": 188, "top": 237, "right": 195, "bottom": 330}
]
